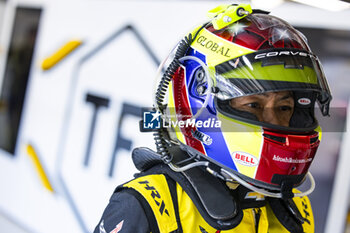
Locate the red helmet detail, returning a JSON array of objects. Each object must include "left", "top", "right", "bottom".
[{"left": 206, "top": 15, "right": 309, "bottom": 51}]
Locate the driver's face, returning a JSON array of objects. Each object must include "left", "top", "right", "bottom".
[{"left": 229, "top": 91, "right": 295, "bottom": 127}]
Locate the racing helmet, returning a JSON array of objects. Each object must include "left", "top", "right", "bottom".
[{"left": 153, "top": 4, "right": 332, "bottom": 198}]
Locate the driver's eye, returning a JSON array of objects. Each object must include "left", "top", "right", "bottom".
[
  {"left": 279, "top": 106, "right": 293, "bottom": 111},
  {"left": 247, "top": 102, "right": 260, "bottom": 109}
]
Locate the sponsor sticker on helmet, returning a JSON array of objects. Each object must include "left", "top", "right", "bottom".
[
  {"left": 272, "top": 155, "right": 312, "bottom": 164},
  {"left": 232, "top": 151, "right": 258, "bottom": 167},
  {"left": 254, "top": 50, "right": 315, "bottom": 60},
  {"left": 298, "top": 98, "right": 311, "bottom": 105}
]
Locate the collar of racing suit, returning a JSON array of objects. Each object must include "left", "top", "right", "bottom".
[{"left": 131, "top": 146, "right": 305, "bottom": 232}]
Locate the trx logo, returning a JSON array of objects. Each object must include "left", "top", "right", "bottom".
[
  {"left": 138, "top": 180, "right": 170, "bottom": 216},
  {"left": 196, "top": 36, "right": 231, "bottom": 57}
]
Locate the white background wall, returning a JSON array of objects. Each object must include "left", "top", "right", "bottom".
[{"left": 0, "top": 1, "right": 349, "bottom": 233}]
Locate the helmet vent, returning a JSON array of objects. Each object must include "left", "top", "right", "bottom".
[
  {"left": 310, "top": 136, "right": 319, "bottom": 144},
  {"left": 263, "top": 133, "right": 286, "bottom": 143}
]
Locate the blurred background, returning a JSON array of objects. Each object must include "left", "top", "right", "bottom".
[{"left": 0, "top": 0, "right": 349, "bottom": 232}]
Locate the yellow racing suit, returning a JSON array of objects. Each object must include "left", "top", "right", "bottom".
[{"left": 95, "top": 147, "right": 314, "bottom": 233}]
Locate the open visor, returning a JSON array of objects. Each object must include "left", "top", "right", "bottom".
[{"left": 214, "top": 48, "right": 332, "bottom": 116}]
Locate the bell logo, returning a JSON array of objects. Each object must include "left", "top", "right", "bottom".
[
  {"left": 232, "top": 151, "right": 258, "bottom": 167},
  {"left": 298, "top": 98, "right": 311, "bottom": 105}
]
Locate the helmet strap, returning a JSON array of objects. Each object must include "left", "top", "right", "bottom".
[{"left": 281, "top": 180, "right": 294, "bottom": 199}]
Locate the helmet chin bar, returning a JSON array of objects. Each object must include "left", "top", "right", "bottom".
[{"left": 220, "top": 168, "right": 316, "bottom": 199}]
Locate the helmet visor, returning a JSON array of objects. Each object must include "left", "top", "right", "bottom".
[{"left": 213, "top": 48, "right": 331, "bottom": 115}]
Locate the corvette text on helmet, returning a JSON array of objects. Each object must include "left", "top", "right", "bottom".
[{"left": 254, "top": 50, "right": 317, "bottom": 60}]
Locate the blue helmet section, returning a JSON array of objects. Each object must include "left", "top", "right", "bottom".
[{"left": 183, "top": 49, "right": 238, "bottom": 172}]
